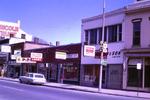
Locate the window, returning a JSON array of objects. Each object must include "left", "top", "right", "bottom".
[
  {"left": 10, "top": 34, "right": 14, "bottom": 37},
  {"left": 144, "top": 58, "right": 150, "bottom": 87},
  {"left": 21, "top": 34, "right": 26, "bottom": 39},
  {"left": 132, "top": 21, "right": 141, "bottom": 46},
  {"left": 108, "top": 24, "right": 122, "bottom": 43},
  {"left": 127, "top": 66, "right": 143, "bottom": 87},
  {"left": 98, "top": 28, "right": 102, "bottom": 43},
  {"left": 63, "top": 63, "right": 79, "bottom": 81},
  {"left": 104, "top": 27, "right": 107, "bottom": 42},
  {"left": 118, "top": 24, "right": 122, "bottom": 41},
  {"left": 127, "top": 58, "right": 143, "bottom": 87},
  {"left": 85, "top": 30, "right": 89, "bottom": 44},
  {"left": 108, "top": 25, "right": 117, "bottom": 42},
  {"left": 90, "top": 29, "right": 97, "bottom": 44}
]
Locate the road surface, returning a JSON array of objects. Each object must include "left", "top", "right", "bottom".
[{"left": 0, "top": 79, "right": 148, "bottom": 100}]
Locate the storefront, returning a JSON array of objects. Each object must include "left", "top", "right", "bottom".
[
  {"left": 123, "top": 49, "right": 150, "bottom": 92},
  {"left": 23, "top": 43, "right": 82, "bottom": 85},
  {"left": 81, "top": 64, "right": 99, "bottom": 87}
]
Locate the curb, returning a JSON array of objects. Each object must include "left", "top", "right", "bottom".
[{"left": 43, "top": 84, "right": 98, "bottom": 93}]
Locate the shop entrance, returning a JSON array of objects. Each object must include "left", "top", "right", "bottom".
[
  {"left": 127, "top": 58, "right": 150, "bottom": 91},
  {"left": 83, "top": 65, "right": 99, "bottom": 87}
]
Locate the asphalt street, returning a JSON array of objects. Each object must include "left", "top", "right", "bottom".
[{"left": 0, "top": 79, "right": 149, "bottom": 100}]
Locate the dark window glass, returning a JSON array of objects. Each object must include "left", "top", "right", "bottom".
[
  {"left": 118, "top": 24, "right": 122, "bottom": 41},
  {"left": 145, "top": 58, "right": 150, "bottom": 87},
  {"left": 85, "top": 30, "right": 88, "bottom": 44},
  {"left": 133, "top": 21, "right": 141, "bottom": 46},
  {"left": 104, "top": 27, "right": 107, "bottom": 42},
  {"left": 35, "top": 75, "right": 44, "bottom": 78},
  {"left": 10, "top": 34, "right": 14, "bottom": 37},
  {"left": 127, "top": 66, "right": 142, "bottom": 87},
  {"left": 98, "top": 28, "right": 102, "bottom": 43},
  {"left": 108, "top": 25, "right": 117, "bottom": 43},
  {"left": 21, "top": 34, "right": 26, "bottom": 39},
  {"left": 90, "top": 29, "right": 97, "bottom": 44}
]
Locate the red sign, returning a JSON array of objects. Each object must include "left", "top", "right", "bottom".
[
  {"left": 84, "top": 45, "right": 95, "bottom": 57},
  {"left": 31, "top": 58, "right": 42, "bottom": 62},
  {"left": 0, "top": 24, "right": 19, "bottom": 32},
  {"left": 30, "top": 52, "right": 43, "bottom": 61}
]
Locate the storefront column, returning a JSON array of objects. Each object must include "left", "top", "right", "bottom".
[
  {"left": 142, "top": 58, "right": 145, "bottom": 89},
  {"left": 123, "top": 56, "right": 128, "bottom": 89},
  {"left": 80, "top": 64, "right": 84, "bottom": 85},
  {"left": 57, "top": 64, "right": 62, "bottom": 83}
]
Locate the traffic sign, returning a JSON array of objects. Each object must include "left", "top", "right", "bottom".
[{"left": 101, "top": 59, "right": 107, "bottom": 66}]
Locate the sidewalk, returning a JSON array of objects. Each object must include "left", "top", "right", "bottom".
[{"left": 0, "top": 77, "right": 150, "bottom": 99}]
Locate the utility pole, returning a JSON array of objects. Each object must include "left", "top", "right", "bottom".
[{"left": 99, "top": 0, "right": 106, "bottom": 92}]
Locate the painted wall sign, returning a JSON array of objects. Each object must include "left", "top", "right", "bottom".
[
  {"left": 84, "top": 45, "right": 95, "bottom": 57},
  {"left": 0, "top": 45, "right": 11, "bottom": 53},
  {"left": 31, "top": 52, "right": 43, "bottom": 61},
  {"left": 16, "top": 57, "right": 36, "bottom": 63},
  {"left": 55, "top": 51, "right": 67, "bottom": 60},
  {"left": 67, "top": 53, "right": 78, "bottom": 59}
]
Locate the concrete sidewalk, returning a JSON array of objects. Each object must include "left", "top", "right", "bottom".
[{"left": 0, "top": 77, "right": 150, "bottom": 99}]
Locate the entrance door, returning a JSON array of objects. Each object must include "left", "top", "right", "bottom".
[
  {"left": 102, "top": 66, "right": 107, "bottom": 88},
  {"left": 145, "top": 65, "right": 150, "bottom": 87}
]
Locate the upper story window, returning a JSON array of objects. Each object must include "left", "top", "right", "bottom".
[
  {"left": 10, "top": 34, "right": 14, "bottom": 38},
  {"left": 108, "top": 24, "right": 122, "bottom": 43},
  {"left": 85, "top": 30, "right": 89, "bottom": 44},
  {"left": 83, "top": 24, "right": 122, "bottom": 45},
  {"left": 108, "top": 25, "right": 117, "bottom": 42},
  {"left": 104, "top": 27, "right": 107, "bottom": 42},
  {"left": 90, "top": 29, "right": 97, "bottom": 45},
  {"left": 118, "top": 24, "right": 122, "bottom": 41},
  {"left": 21, "top": 34, "right": 26, "bottom": 39},
  {"left": 132, "top": 19, "right": 141, "bottom": 47},
  {"left": 98, "top": 28, "right": 102, "bottom": 44}
]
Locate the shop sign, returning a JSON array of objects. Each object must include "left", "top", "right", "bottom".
[
  {"left": 55, "top": 51, "right": 67, "bottom": 60},
  {"left": 31, "top": 52, "right": 43, "bottom": 61},
  {"left": 14, "top": 49, "right": 21, "bottom": 56},
  {"left": 11, "top": 49, "right": 21, "bottom": 60},
  {"left": 137, "top": 63, "right": 142, "bottom": 70},
  {"left": 0, "top": 24, "right": 19, "bottom": 37},
  {"left": 0, "top": 45, "right": 11, "bottom": 53},
  {"left": 67, "top": 53, "right": 78, "bottom": 59},
  {"left": 16, "top": 57, "right": 36, "bottom": 63},
  {"left": 84, "top": 45, "right": 95, "bottom": 57},
  {"left": 101, "top": 59, "right": 107, "bottom": 66}
]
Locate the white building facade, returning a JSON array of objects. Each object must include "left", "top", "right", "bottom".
[
  {"left": 123, "top": 0, "right": 150, "bottom": 92},
  {"left": 80, "top": 0, "right": 150, "bottom": 92},
  {"left": 80, "top": 8, "right": 125, "bottom": 89},
  {"left": 0, "top": 20, "right": 32, "bottom": 42}
]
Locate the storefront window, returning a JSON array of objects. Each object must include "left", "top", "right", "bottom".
[
  {"left": 127, "top": 66, "right": 142, "bottom": 87},
  {"left": 127, "top": 58, "right": 143, "bottom": 87},
  {"left": 50, "top": 64, "right": 57, "bottom": 80},
  {"left": 84, "top": 65, "right": 99, "bottom": 86},
  {"left": 63, "top": 63, "right": 79, "bottom": 81},
  {"left": 144, "top": 58, "right": 150, "bottom": 88}
]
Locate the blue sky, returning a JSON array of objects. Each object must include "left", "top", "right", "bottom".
[{"left": 0, "top": 0, "right": 134, "bottom": 45}]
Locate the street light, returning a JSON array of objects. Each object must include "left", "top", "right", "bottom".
[{"left": 99, "top": 0, "right": 106, "bottom": 92}]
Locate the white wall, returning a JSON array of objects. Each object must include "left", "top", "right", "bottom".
[
  {"left": 81, "top": 11, "right": 125, "bottom": 64},
  {"left": 124, "top": 10, "right": 150, "bottom": 48}
]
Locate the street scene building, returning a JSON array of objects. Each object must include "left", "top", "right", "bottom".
[
  {"left": 0, "top": 0, "right": 150, "bottom": 97},
  {"left": 22, "top": 43, "right": 81, "bottom": 85},
  {"left": 81, "top": 0, "right": 150, "bottom": 92}
]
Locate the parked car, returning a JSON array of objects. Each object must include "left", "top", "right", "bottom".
[{"left": 19, "top": 73, "right": 46, "bottom": 85}]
